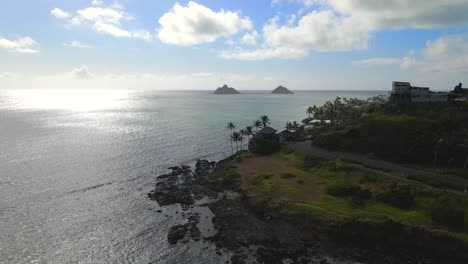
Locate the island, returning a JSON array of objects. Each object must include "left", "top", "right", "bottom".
[
  {"left": 271, "top": 85, "right": 294, "bottom": 94},
  {"left": 213, "top": 84, "right": 240, "bottom": 95}
]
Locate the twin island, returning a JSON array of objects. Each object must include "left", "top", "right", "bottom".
[{"left": 213, "top": 84, "right": 294, "bottom": 95}]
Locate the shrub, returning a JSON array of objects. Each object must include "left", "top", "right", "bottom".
[
  {"left": 301, "top": 154, "right": 324, "bottom": 169},
  {"left": 252, "top": 173, "right": 273, "bottom": 185},
  {"left": 281, "top": 147, "right": 294, "bottom": 155},
  {"left": 428, "top": 196, "right": 465, "bottom": 228},
  {"left": 255, "top": 196, "right": 273, "bottom": 208},
  {"left": 377, "top": 183, "right": 414, "bottom": 209},
  {"left": 326, "top": 181, "right": 361, "bottom": 197},
  {"left": 281, "top": 173, "right": 296, "bottom": 179},
  {"left": 314, "top": 131, "right": 343, "bottom": 148},
  {"left": 359, "top": 173, "right": 382, "bottom": 183}
]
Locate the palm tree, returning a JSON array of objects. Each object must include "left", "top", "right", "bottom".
[
  {"left": 244, "top": 126, "right": 253, "bottom": 142},
  {"left": 226, "top": 122, "right": 236, "bottom": 155},
  {"left": 240, "top": 129, "right": 247, "bottom": 151},
  {"left": 260, "top": 115, "right": 270, "bottom": 128},
  {"left": 253, "top": 120, "right": 262, "bottom": 131},
  {"left": 292, "top": 121, "right": 300, "bottom": 130},
  {"left": 231, "top": 131, "right": 242, "bottom": 153},
  {"left": 306, "top": 106, "right": 314, "bottom": 117}
]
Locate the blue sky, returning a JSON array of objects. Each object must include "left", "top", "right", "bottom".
[{"left": 1, "top": 0, "right": 468, "bottom": 90}]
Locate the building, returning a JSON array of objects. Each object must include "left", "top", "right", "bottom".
[
  {"left": 390, "top": 81, "right": 448, "bottom": 103},
  {"left": 248, "top": 127, "right": 280, "bottom": 154}
]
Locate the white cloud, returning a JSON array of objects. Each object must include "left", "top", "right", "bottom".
[
  {"left": 352, "top": 57, "right": 401, "bottom": 66},
  {"left": 92, "top": 0, "right": 103, "bottom": 6},
  {"left": 64, "top": 41, "right": 92, "bottom": 49},
  {"left": 219, "top": 47, "right": 308, "bottom": 60},
  {"left": 354, "top": 34, "right": 468, "bottom": 73},
  {"left": 0, "top": 72, "right": 18, "bottom": 79},
  {"left": 263, "top": 11, "right": 370, "bottom": 52},
  {"left": 241, "top": 31, "right": 258, "bottom": 46},
  {"left": 51, "top": 8, "right": 70, "bottom": 19},
  {"left": 70, "top": 66, "right": 93, "bottom": 79},
  {"left": 52, "top": 5, "right": 152, "bottom": 41},
  {"left": 158, "top": 1, "right": 253, "bottom": 46},
  {"left": 0, "top": 37, "right": 39, "bottom": 54},
  {"left": 258, "top": 0, "right": 468, "bottom": 61},
  {"left": 324, "top": 0, "right": 468, "bottom": 30}
]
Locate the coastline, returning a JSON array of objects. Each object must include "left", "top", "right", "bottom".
[{"left": 148, "top": 154, "right": 468, "bottom": 264}]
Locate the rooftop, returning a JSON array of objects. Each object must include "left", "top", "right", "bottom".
[{"left": 256, "top": 127, "right": 277, "bottom": 135}]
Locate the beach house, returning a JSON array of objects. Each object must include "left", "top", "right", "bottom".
[{"left": 390, "top": 81, "right": 448, "bottom": 103}]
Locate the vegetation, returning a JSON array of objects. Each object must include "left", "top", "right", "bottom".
[
  {"left": 307, "top": 97, "right": 468, "bottom": 168},
  {"left": 235, "top": 150, "right": 468, "bottom": 246},
  {"left": 225, "top": 115, "right": 280, "bottom": 155}
]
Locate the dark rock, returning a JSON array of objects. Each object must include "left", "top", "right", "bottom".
[
  {"left": 213, "top": 84, "right": 241, "bottom": 95},
  {"left": 167, "top": 225, "right": 189, "bottom": 245},
  {"left": 148, "top": 166, "right": 193, "bottom": 206},
  {"left": 271, "top": 85, "right": 294, "bottom": 94}
]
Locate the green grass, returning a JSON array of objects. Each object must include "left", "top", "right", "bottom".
[{"left": 239, "top": 148, "right": 468, "bottom": 247}]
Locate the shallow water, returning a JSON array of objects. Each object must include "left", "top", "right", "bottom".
[{"left": 0, "top": 89, "right": 383, "bottom": 263}]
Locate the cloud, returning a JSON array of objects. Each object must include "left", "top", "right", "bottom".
[
  {"left": 257, "top": 0, "right": 468, "bottom": 61},
  {"left": 352, "top": 57, "right": 401, "bottom": 66},
  {"left": 263, "top": 11, "right": 370, "bottom": 52},
  {"left": 354, "top": 34, "right": 468, "bottom": 73},
  {"left": 323, "top": 0, "right": 468, "bottom": 29},
  {"left": 241, "top": 31, "right": 258, "bottom": 46},
  {"left": 158, "top": 1, "right": 253, "bottom": 46},
  {"left": 64, "top": 41, "right": 92, "bottom": 48},
  {"left": 91, "top": 0, "right": 103, "bottom": 6},
  {"left": 52, "top": 4, "right": 152, "bottom": 42},
  {"left": 51, "top": 8, "right": 70, "bottom": 19},
  {"left": 70, "top": 66, "right": 93, "bottom": 79},
  {"left": 219, "top": 47, "right": 308, "bottom": 60},
  {"left": 0, "top": 37, "right": 39, "bottom": 53}
]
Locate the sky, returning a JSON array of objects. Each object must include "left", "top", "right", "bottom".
[{"left": 1, "top": 0, "right": 468, "bottom": 90}]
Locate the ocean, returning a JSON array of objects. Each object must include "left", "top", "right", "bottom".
[{"left": 0, "top": 89, "right": 384, "bottom": 264}]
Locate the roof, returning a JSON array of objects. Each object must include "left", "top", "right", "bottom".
[{"left": 256, "top": 127, "right": 277, "bottom": 135}]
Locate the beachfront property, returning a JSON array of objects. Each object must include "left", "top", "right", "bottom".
[{"left": 390, "top": 81, "right": 448, "bottom": 103}]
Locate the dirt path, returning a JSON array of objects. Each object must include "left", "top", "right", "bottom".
[{"left": 288, "top": 141, "right": 468, "bottom": 188}]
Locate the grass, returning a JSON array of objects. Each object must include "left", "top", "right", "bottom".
[{"left": 236, "top": 150, "right": 468, "bottom": 241}]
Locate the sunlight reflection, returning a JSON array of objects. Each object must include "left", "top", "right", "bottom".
[{"left": 2, "top": 89, "right": 131, "bottom": 111}]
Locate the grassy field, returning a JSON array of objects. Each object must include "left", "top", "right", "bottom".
[{"left": 225, "top": 149, "right": 468, "bottom": 243}]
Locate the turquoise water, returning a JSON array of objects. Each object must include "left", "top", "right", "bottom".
[{"left": 0, "top": 89, "right": 384, "bottom": 263}]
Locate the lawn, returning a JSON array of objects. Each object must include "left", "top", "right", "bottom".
[{"left": 235, "top": 150, "right": 468, "bottom": 241}]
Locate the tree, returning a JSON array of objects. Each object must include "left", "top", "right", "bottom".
[
  {"left": 292, "top": 121, "right": 300, "bottom": 130},
  {"left": 285, "top": 121, "right": 292, "bottom": 132},
  {"left": 253, "top": 120, "right": 263, "bottom": 131},
  {"left": 260, "top": 115, "right": 270, "bottom": 128},
  {"left": 239, "top": 129, "right": 247, "bottom": 151},
  {"left": 231, "top": 131, "right": 242, "bottom": 153},
  {"left": 226, "top": 122, "right": 236, "bottom": 155},
  {"left": 244, "top": 126, "right": 253, "bottom": 142},
  {"left": 306, "top": 106, "right": 314, "bottom": 117}
]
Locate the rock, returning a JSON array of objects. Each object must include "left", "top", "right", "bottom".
[
  {"left": 213, "top": 84, "right": 241, "bottom": 95},
  {"left": 231, "top": 253, "right": 248, "bottom": 264},
  {"left": 271, "top": 85, "right": 294, "bottom": 94},
  {"left": 148, "top": 166, "right": 193, "bottom": 206},
  {"left": 167, "top": 225, "right": 189, "bottom": 245}
]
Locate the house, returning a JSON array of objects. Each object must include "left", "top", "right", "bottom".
[
  {"left": 390, "top": 81, "right": 448, "bottom": 103},
  {"left": 249, "top": 127, "right": 280, "bottom": 154}
]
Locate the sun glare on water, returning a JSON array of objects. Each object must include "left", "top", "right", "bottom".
[{"left": 2, "top": 89, "right": 131, "bottom": 112}]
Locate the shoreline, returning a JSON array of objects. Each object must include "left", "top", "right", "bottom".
[{"left": 148, "top": 156, "right": 468, "bottom": 264}]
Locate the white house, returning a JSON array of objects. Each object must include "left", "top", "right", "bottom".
[{"left": 390, "top": 81, "right": 448, "bottom": 103}]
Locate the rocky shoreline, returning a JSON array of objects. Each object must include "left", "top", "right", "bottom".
[{"left": 147, "top": 158, "right": 462, "bottom": 264}]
